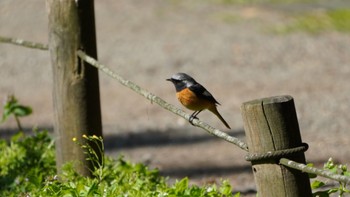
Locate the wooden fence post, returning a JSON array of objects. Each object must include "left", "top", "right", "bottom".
[
  {"left": 47, "top": 0, "right": 103, "bottom": 176},
  {"left": 241, "top": 95, "right": 312, "bottom": 196}
]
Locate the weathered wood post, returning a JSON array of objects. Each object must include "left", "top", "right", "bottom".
[
  {"left": 241, "top": 95, "right": 312, "bottom": 196},
  {"left": 47, "top": 0, "right": 103, "bottom": 175}
]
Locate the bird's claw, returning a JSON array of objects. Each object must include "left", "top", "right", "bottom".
[{"left": 189, "top": 115, "right": 199, "bottom": 125}]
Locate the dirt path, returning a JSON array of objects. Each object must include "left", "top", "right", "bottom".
[{"left": 1, "top": 1, "right": 350, "bottom": 196}]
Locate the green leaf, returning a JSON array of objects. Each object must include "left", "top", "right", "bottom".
[
  {"left": 1, "top": 105, "right": 13, "bottom": 122},
  {"left": 174, "top": 178, "right": 189, "bottom": 194},
  {"left": 329, "top": 167, "right": 338, "bottom": 174},
  {"left": 1, "top": 95, "right": 32, "bottom": 124},
  {"left": 219, "top": 180, "right": 233, "bottom": 196},
  {"left": 344, "top": 171, "right": 350, "bottom": 177},
  {"left": 312, "top": 190, "right": 330, "bottom": 197},
  {"left": 307, "top": 163, "right": 314, "bottom": 167},
  {"left": 311, "top": 180, "right": 325, "bottom": 189},
  {"left": 233, "top": 192, "right": 241, "bottom": 197},
  {"left": 308, "top": 173, "right": 317, "bottom": 179},
  {"left": 10, "top": 132, "right": 24, "bottom": 142},
  {"left": 13, "top": 105, "right": 32, "bottom": 117},
  {"left": 327, "top": 188, "right": 339, "bottom": 194}
]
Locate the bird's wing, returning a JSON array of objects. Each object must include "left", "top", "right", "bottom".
[{"left": 189, "top": 83, "right": 221, "bottom": 105}]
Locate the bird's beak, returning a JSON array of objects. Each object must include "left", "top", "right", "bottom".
[{"left": 166, "top": 78, "right": 172, "bottom": 82}]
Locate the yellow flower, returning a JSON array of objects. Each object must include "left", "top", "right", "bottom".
[
  {"left": 82, "top": 134, "right": 88, "bottom": 139},
  {"left": 72, "top": 137, "right": 77, "bottom": 142}
]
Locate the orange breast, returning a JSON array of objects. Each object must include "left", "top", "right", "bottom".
[{"left": 176, "top": 88, "right": 214, "bottom": 111}]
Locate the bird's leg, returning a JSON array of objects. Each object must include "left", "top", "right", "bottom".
[{"left": 189, "top": 110, "right": 202, "bottom": 125}]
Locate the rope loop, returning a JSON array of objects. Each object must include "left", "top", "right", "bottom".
[{"left": 245, "top": 143, "right": 309, "bottom": 162}]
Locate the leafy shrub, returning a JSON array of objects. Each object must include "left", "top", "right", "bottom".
[
  {"left": 0, "top": 132, "right": 239, "bottom": 197},
  {"left": 1, "top": 95, "right": 32, "bottom": 131},
  {"left": 311, "top": 158, "right": 350, "bottom": 197},
  {"left": 0, "top": 131, "right": 56, "bottom": 196}
]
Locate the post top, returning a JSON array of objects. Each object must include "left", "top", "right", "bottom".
[{"left": 242, "top": 95, "right": 293, "bottom": 107}]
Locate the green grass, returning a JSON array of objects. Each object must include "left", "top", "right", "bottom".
[
  {"left": 204, "top": 0, "right": 350, "bottom": 34},
  {"left": 273, "top": 9, "right": 350, "bottom": 34},
  {"left": 0, "top": 131, "right": 239, "bottom": 197},
  {"left": 209, "top": 0, "right": 319, "bottom": 5}
]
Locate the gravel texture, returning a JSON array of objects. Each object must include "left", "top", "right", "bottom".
[{"left": 1, "top": 1, "right": 350, "bottom": 196}]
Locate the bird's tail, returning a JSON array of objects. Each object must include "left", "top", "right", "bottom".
[{"left": 209, "top": 106, "right": 231, "bottom": 129}]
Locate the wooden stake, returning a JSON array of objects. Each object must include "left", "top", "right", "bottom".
[
  {"left": 241, "top": 95, "right": 311, "bottom": 197},
  {"left": 47, "top": 0, "right": 102, "bottom": 176}
]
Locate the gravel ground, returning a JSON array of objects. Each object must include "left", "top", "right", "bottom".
[{"left": 1, "top": 0, "right": 350, "bottom": 196}]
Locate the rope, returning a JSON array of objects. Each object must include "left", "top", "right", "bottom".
[
  {"left": 0, "top": 36, "right": 48, "bottom": 50},
  {"left": 0, "top": 35, "right": 249, "bottom": 151},
  {"left": 280, "top": 158, "right": 350, "bottom": 184},
  {"left": 76, "top": 50, "right": 249, "bottom": 151},
  {"left": 245, "top": 143, "right": 309, "bottom": 161}
]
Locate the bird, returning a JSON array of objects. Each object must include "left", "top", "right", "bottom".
[{"left": 166, "top": 73, "right": 231, "bottom": 129}]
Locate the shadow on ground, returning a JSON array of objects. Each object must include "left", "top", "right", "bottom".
[
  {"left": 0, "top": 126, "right": 53, "bottom": 140},
  {"left": 103, "top": 127, "right": 246, "bottom": 150},
  {"left": 0, "top": 126, "right": 245, "bottom": 149}
]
